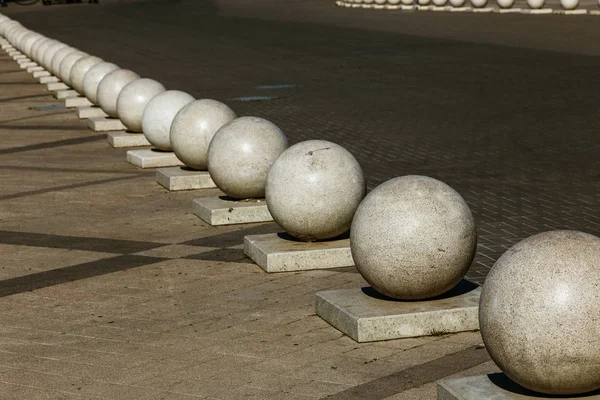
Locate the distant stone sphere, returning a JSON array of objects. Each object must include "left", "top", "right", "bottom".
[
  {"left": 401, "top": 0, "right": 413, "bottom": 4},
  {"left": 449, "top": 0, "right": 466, "bottom": 6},
  {"left": 70, "top": 56, "right": 103, "bottom": 94},
  {"left": 208, "top": 117, "right": 287, "bottom": 199},
  {"left": 116, "top": 78, "right": 166, "bottom": 133},
  {"left": 266, "top": 140, "right": 365, "bottom": 241},
  {"left": 480, "top": 231, "right": 600, "bottom": 396},
  {"left": 82, "top": 62, "right": 119, "bottom": 105},
  {"left": 42, "top": 42, "right": 67, "bottom": 71},
  {"left": 471, "top": 0, "right": 487, "bottom": 7},
  {"left": 351, "top": 176, "right": 476, "bottom": 300},
  {"left": 527, "top": 0, "right": 544, "bottom": 8},
  {"left": 171, "top": 99, "right": 237, "bottom": 170},
  {"left": 22, "top": 33, "right": 42, "bottom": 57},
  {"left": 497, "top": 0, "right": 514, "bottom": 8},
  {"left": 97, "top": 69, "right": 140, "bottom": 118},
  {"left": 560, "top": 0, "right": 578, "bottom": 9},
  {"left": 433, "top": 0, "right": 447, "bottom": 6},
  {"left": 141, "top": 90, "right": 195, "bottom": 151},
  {"left": 30, "top": 37, "right": 50, "bottom": 63},
  {"left": 58, "top": 51, "right": 87, "bottom": 86},
  {"left": 50, "top": 46, "right": 75, "bottom": 77},
  {"left": 34, "top": 38, "right": 57, "bottom": 64}
]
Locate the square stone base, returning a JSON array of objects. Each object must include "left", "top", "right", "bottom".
[
  {"left": 127, "top": 149, "right": 184, "bottom": 169},
  {"left": 156, "top": 167, "right": 216, "bottom": 191},
  {"left": 39, "top": 76, "right": 59, "bottom": 84},
  {"left": 472, "top": 7, "right": 493, "bottom": 12},
  {"left": 497, "top": 7, "right": 522, "bottom": 12},
  {"left": 553, "top": 8, "right": 587, "bottom": 14},
  {"left": 27, "top": 65, "right": 43, "bottom": 73},
  {"left": 33, "top": 70, "right": 50, "bottom": 78},
  {"left": 77, "top": 106, "right": 107, "bottom": 119},
  {"left": 244, "top": 233, "right": 353, "bottom": 273},
  {"left": 107, "top": 131, "right": 151, "bottom": 148},
  {"left": 590, "top": 9, "right": 600, "bottom": 14},
  {"left": 54, "top": 89, "right": 78, "bottom": 100},
  {"left": 437, "top": 374, "right": 600, "bottom": 399},
  {"left": 449, "top": 6, "right": 472, "bottom": 11},
  {"left": 47, "top": 82, "right": 68, "bottom": 91},
  {"left": 20, "top": 62, "right": 37, "bottom": 69},
  {"left": 87, "top": 117, "right": 126, "bottom": 132},
  {"left": 192, "top": 196, "right": 273, "bottom": 226},
  {"left": 65, "top": 96, "right": 92, "bottom": 108},
  {"left": 315, "top": 280, "right": 481, "bottom": 342},
  {"left": 521, "top": 8, "right": 552, "bottom": 13}
]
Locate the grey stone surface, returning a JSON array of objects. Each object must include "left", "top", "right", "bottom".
[
  {"left": 116, "top": 78, "right": 166, "bottom": 133},
  {"left": 69, "top": 55, "right": 103, "bottom": 94},
  {"left": 41, "top": 42, "right": 67, "bottom": 72},
  {"left": 126, "top": 149, "right": 184, "bottom": 169},
  {"left": 53, "top": 89, "right": 77, "bottom": 100},
  {"left": 438, "top": 374, "right": 600, "bottom": 400},
  {"left": 107, "top": 131, "right": 150, "bottom": 148},
  {"left": 192, "top": 196, "right": 273, "bottom": 226},
  {"left": 64, "top": 96, "right": 92, "bottom": 108},
  {"left": 266, "top": 140, "right": 365, "bottom": 241},
  {"left": 141, "top": 90, "right": 195, "bottom": 151},
  {"left": 49, "top": 46, "right": 75, "bottom": 77},
  {"left": 207, "top": 116, "right": 287, "bottom": 199},
  {"left": 26, "top": 65, "right": 43, "bottom": 73},
  {"left": 351, "top": 175, "right": 477, "bottom": 300},
  {"left": 77, "top": 106, "right": 107, "bottom": 119},
  {"left": 170, "top": 99, "right": 236, "bottom": 170},
  {"left": 82, "top": 62, "right": 119, "bottom": 105},
  {"left": 156, "top": 167, "right": 216, "bottom": 191},
  {"left": 32, "top": 70, "right": 50, "bottom": 78},
  {"left": 97, "top": 69, "right": 140, "bottom": 118},
  {"left": 46, "top": 81, "right": 68, "bottom": 91},
  {"left": 57, "top": 50, "right": 86, "bottom": 85},
  {"left": 244, "top": 233, "right": 354, "bottom": 273},
  {"left": 316, "top": 281, "right": 481, "bottom": 342},
  {"left": 479, "top": 231, "right": 600, "bottom": 395},
  {"left": 87, "top": 117, "right": 126, "bottom": 132}
]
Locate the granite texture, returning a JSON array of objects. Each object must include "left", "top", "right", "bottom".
[
  {"left": 141, "top": 90, "right": 195, "bottom": 151},
  {"left": 155, "top": 167, "right": 216, "bottom": 191},
  {"left": 58, "top": 51, "right": 87, "bottom": 86},
  {"left": 351, "top": 175, "right": 477, "bottom": 300},
  {"left": 244, "top": 233, "right": 354, "bottom": 272},
  {"left": 192, "top": 196, "right": 273, "bottom": 226},
  {"left": 266, "top": 140, "right": 365, "bottom": 242},
  {"left": 208, "top": 116, "right": 287, "bottom": 199},
  {"left": 69, "top": 55, "right": 103, "bottom": 94},
  {"left": 106, "top": 131, "right": 150, "bottom": 148},
  {"left": 97, "top": 69, "right": 140, "bottom": 118},
  {"left": 116, "top": 78, "right": 166, "bottom": 133},
  {"left": 479, "top": 230, "right": 600, "bottom": 395},
  {"left": 82, "top": 62, "right": 119, "bottom": 105},
  {"left": 86, "top": 117, "right": 126, "bottom": 132},
  {"left": 126, "top": 149, "right": 184, "bottom": 169},
  {"left": 170, "top": 99, "right": 236, "bottom": 170}
]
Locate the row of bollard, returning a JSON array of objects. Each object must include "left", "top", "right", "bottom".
[{"left": 0, "top": 11, "right": 598, "bottom": 400}]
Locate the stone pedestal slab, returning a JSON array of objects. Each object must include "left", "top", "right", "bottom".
[
  {"left": 39, "top": 76, "right": 59, "bottom": 84},
  {"left": 107, "top": 131, "right": 151, "bottom": 148},
  {"left": 77, "top": 106, "right": 107, "bottom": 119},
  {"left": 437, "top": 374, "right": 600, "bottom": 400},
  {"left": 472, "top": 7, "right": 493, "bottom": 12},
  {"left": 449, "top": 6, "right": 472, "bottom": 11},
  {"left": 553, "top": 8, "right": 587, "bottom": 14},
  {"left": 20, "top": 62, "right": 37, "bottom": 69},
  {"left": 127, "top": 149, "right": 184, "bottom": 169},
  {"left": 65, "top": 96, "right": 92, "bottom": 108},
  {"left": 192, "top": 197, "right": 273, "bottom": 226},
  {"left": 521, "top": 8, "right": 552, "bottom": 13},
  {"left": 244, "top": 233, "right": 353, "bottom": 273},
  {"left": 27, "top": 65, "right": 43, "bottom": 73},
  {"left": 497, "top": 7, "right": 522, "bottom": 12},
  {"left": 33, "top": 70, "right": 50, "bottom": 78},
  {"left": 156, "top": 167, "right": 216, "bottom": 191},
  {"left": 316, "top": 280, "right": 481, "bottom": 342},
  {"left": 47, "top": 82, "right": 68, "bottom": 91},
  {"left": 87, "top": 117, "right": 126, "bottom": 132},
  {"left": 54, "top": 89, "right": 78, "bottom": 100}
]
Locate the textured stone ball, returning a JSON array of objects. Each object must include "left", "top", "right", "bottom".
[
  {"left": 471, "top": 0, "right": 487, "bottom": 7},
  {"left": 58, "top": 51, "right": 87, "bottom": 85},
  {"left": 171, "top": 99, "right": 237, "bottom": 170},
  {"left": 527, "top": 0, "right": 544, "bottom": 8},
  {"left": 141, "top": 90, "right": 195, "bottom": 151},
  {"left": 42, "top": 42, "right": 67, "bottom": 71},
  {"left": 208, "top": 117, "right": 287, "bottom": 199},
  {"left": 97, "top": 69, "right": 140, "bottom": 118},
  {"left": 82, "top": 62, "right": 119, "bottom": 105},
  {"left": 34, "top": 38, "right": 56, "bottom": 64},
  {"left": 433, "top": 0, "right": 447, "bottom": 6},
  {"left": 351, "top": 176, "right": 476, "bottom": 300},
  {"left": 50, "top": 46, "right": 75, "bottom": 76},
  {"left": 560, "top": 0, "right": 578, "bottom": 9},
  {"left": 22, "top": 33, "right": 42, "bottom": 57},
  {"left": 266, "top": 140, "right": 365, "bottom": 241},
  {"left": 116, "top": 78, "right": 166, "bottom": 133},
  {"left": 497, "top": 0, "right": 514, "bottom": 8},
  {"left": 449, "top": 0, "right": 466, "bottom": 6},
  {"left": 70, "top": 56, "right": 103, "bottom": 94},
  {"left": 479, "top": 231, "right": 600, "bottom": 396},
  {"left": 30, "top": 37, "right": 49, "bottom": 62}
]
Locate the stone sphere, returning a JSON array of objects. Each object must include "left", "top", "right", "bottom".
[
  {"left": 116, "top": 78, "right": 166, "bottom": 133},
  {"left": 22, "top": 33, "right": 42, "bottom": 57},
  {"left": 70, "top": 56, "right": 103, "bottom": 94},
  {"left": 480, "top": 231, "right": 600, "bottom": 396},
  {"left": 433, "top": 0, "right": 447, "bottom": 6},
  {"left": 30, "top": 37, "right": 49, "bottom": 62},
  {"left": 527, "top": 0, "right": 544, "bottom": 8},
  {"left": 170, "top": 99, "right": 237, "bottom": 170},
  {"left": 42, "top": 42, "right": 67, "bottom": 71},
  {"left": 351, "top": 176, "right": 476, "bottom": 300},
  {"left": 449, "top": 0, "right": 466, "bottom": 6},
  {"left": 97, "top": 69, "right": 140, "bottom": 118},
  {"left": 560, "top": 0, "right": 578, "bottom": 9},
  {"left": 208, "top": 117, "right": 286, "bottom": 199},
  {"left": 471, "top": 0, "right": 487, "bottom": 7},
  {"left": 82, "top": 62, "right": 119, "bottom": 105},
  {"left": 266, "top": 140, "right": 365, "bottom": 241},
  {"left": 497, "top": 0, "right": 515, "bottom": 8},
  {"left": 401, "top": 0, "right": 414, "bottom": 5},
  {"left": 58, "top": 51, "right": 87, "bottom": 85},
  {"left": 141, "top": 90, "right": 195, "bottom": 150},
  {"left": 50, "top": 46, "right": 75, "bottom": 76},
  {"left": 34, "top": 38, "right": 56, "bottom": 64}
]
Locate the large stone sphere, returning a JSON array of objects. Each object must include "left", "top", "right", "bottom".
[
  {"left": 141, "top": 90, "right": 195, "bottom": 150},
  {"left": 266, "top": 140, "right": 365, "bottom": 241},
  {"left": 22, "top": 33, "right": 42, "bottom": 57},
  {"left": 50, "top": 46, "right": 75, "bottom": 76},
  {"left": 82, "top": 62, "right": 119, "bottom": 105},
  {"left": 33, "top": 38, "right": 56, "bottom": 64},
  {"left": 208, "top": 117, "right": 286, "bottom": 199},
  {"left": 471, "top": 0, "right": 487, "bottom": 7},
  {"left": 560, "top": 0, "right": 578, "bottom": 9},
  {"left": 116, "top": 78, "right": 166, "bottom": 133},
  {"left": 30, "top": 37, "right": 49, "bottom": 62},
  {"left": 449, "top": 0, "right": 466, "bottom": 6},
  {"left": 58, "top": 51, "right": 87, "bottom": 85},
  {"left": 171, "top": 99, "right": 237, "bottom": 170},
  {"left": 70, "top": 56, "right": 103, "bottom": 94},
  {"left": 527, "top": 0, "right": 544, "bottom": 8},
  {"left": 97, "top": 69, "right": 140, "bottom": 118},
  {"left": 351, "top": 176, "right": 476, "bottom": 300},
  {"left": 42, "top": 42, "right": 67, "bottom": 71},
  {"left": 497, "top": 0, "right": 515, "bottom": 8},
  {"left": 479, "top": 230, "right": 600, "bottom": 396}
]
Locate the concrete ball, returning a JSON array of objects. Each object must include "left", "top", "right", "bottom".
[
  {"left": 82, "top": 62, "right": 119, "bottom": 105},
  {"left": 34, "top": 38, "right": 56, "bottom": 64},
  {"left": 97, "top": 69, "right": 140, "bottom": 118},
  {"left": 50, "top": 46, "right": 75, "bottom": 76},
  {"left": 208, "top": 117, "right": 287, "bottom": 199},
  {"left": 116, "top": 78, "right": 166, "bottom": 133},
  {"left": 471, "top": 0, "right": 488, "bottom": 7},
  {"left": 266, "top": 140, "right": 365, "bottom": 241},
  {"left": 351, "top": 176, "right": 476, "bottom": 300},
  {"left": 70, "top": 56, "right": 103, "bottom": 94},
  {"left": 171, "top": 99, "right": 237, "bottom": 170},
  {"left": 560, "top": 0, "right": 578, "bottom": 9},
  {"left": 59, "top": 51, "right": 87, "bottom": 85},
  {"left": 527, "top": 0, "right": 544, "bottom": 8},
  {"left": 479, "top": 231, "right": 600, "bottom": 396},
  {"left": 497, "top": 0, "right": 515, "bottom": 8},
  {"left": 449, "top": 0, "right": 466, "bottom": 6},
  {"left": 30, "top": 37, "right": 49, "bottom": 63},
  {"left": 141, "top": 90, "right": 195, "bottom": 150},
  {"left": 42, "top": 42, "right": 67, "bottom": 71}
]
